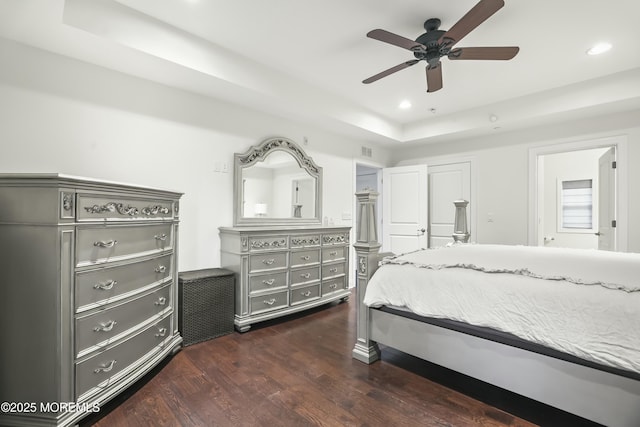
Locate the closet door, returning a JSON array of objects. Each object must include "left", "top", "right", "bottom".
[
  {"left": 428, "top": 162, "right": 471, "bottom": 248},
  {"left": 381, "top": 165, "right": 428, "bottom": 254}
]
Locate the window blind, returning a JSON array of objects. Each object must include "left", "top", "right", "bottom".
[{"left": 561, "top": 179, "right": 593, "bottom": 229}]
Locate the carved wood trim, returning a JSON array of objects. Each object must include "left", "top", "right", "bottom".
[{"left": 237, "top": 137, "right": 321, "bottom": 176}]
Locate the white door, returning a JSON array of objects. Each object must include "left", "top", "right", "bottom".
[
  {"left": 382, "top": 165, "right": 428, "bottom": 254},
  {"left": 428, "top": 162, "right": 471, "bottom": 248},
  {"left": 598, "top": 147, "right": 616, "bottom": 251}
]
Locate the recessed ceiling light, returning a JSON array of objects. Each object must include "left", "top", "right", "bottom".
[
  {"left": 398, "top": 100, "right": 412, "bottom": 109},
  {"left": 586, "top": 42, "right": 612, "bottom": 56}
]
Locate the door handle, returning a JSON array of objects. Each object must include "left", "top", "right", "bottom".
[
  {"left": 417, "top": 228, "right": 426, "bottom": 236},
  {"left": 594, "top": 232, "right": 602, "bottom": 236}
]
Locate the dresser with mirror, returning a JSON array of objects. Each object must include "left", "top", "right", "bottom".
[{"left": 220, "top": 137, "right": 351, "bottom": 332}]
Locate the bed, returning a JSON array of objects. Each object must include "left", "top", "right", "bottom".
[{"left": 351, "top": 191, "right": 640, "bottom": 427}]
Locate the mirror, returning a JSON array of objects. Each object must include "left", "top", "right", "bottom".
[{"left": 233, "top": 137, "right": 322, "bottom": 226}]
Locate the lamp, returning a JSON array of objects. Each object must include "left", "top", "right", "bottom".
[
  {"left": 452, "top": 200, "right": 470, "bottom": 243},
  {"left": 254, "top": 203, "right": 268, "bottom": 217}
]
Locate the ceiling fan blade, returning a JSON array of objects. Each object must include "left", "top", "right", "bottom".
[
  {"left": 363, "top": 60, "right": 420, "bottom": 84},
  {"left": 426, "top": 63, "right": 443, "bottom": 92},
  {"left": 448, "top": 46, "right": 519, "bottom": 60},
  {"left": 367, "top": 29, "right": 426, "bottom": 52},
  {"left": 438, "top": 0, "right": 505, "bottom": 47}
]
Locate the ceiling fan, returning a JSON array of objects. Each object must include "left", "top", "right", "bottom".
[{"left": 363, "top": 0, "right": 519, "bottom": 92}]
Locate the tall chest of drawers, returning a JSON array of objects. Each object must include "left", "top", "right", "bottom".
[
  {"left": 0, "top": 174, "right": 182, "bottom": 427},
  {"left": 219, "top": 226, "right": 351, "bottom": 332}
]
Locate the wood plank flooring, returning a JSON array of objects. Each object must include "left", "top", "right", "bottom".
[{"left": 82, "top": 294, "right": 600, "bottom": 426}]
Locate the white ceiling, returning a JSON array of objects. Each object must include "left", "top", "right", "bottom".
[{"left": 2, "top": 0, "right": 640, "bottom": 145}]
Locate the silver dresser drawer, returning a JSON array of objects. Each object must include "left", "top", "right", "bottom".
[
  {"left": 290, "top": 234, "right": 321, "bottom": 248},
  {"left": 75, "top": 284, "right": 171, "bottom": 358},
  {"left": 322, "top": 246, "right": 347, "bottom": 263},
  {"left": 75, "top": 315, "right": 172, "bottom": 400},
  {"left": 322, "top": 232, "right": 349, "bottom": 246},
  {"left": 248, "top": 251, "right": 288, "bottom": 273},
  {"left": 249, "top": 271, "right": 288, "bottom": 293},
  {"left": 250, "top": 290, "right": 288, "bottom": 315},
  {"left": 75, "top": 254, "right": 172, "bottom": 312},
  {"left": 76, "top": 224, "right": 173, "bottom": 266},
  {"left": 78, "top": 194, "right": 174, "bottom": 221},
  {"left": 290, "top": 266, "right": 320, "bottom": 286},
  {"left": 322, "top": 276, "right": 346, "bottom": 296},
  {"left": 322, "top": 262, "right": 345, "bottom": 278},
  {"left": 290, "top": 283, "right": 321, "bottom": 306},
  {"left": 290, "top": 249, "right": 320, "bottom": 268},
  {"left": 248, "top": 236, "right": 288, "bottom": 251}
]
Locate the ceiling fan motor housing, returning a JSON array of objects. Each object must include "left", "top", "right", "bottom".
[{"left": 414, "top": 19, "right": 447, "bottom": 65}]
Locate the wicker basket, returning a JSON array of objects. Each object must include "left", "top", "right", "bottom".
[{"left": 178, "top": 268, "right": 235, "bottom": 346}]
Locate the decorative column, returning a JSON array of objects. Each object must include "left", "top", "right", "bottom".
[
  {"left": 352, "top": 190, "right": 382, "bottom": 364},
  {"left": 452, "top": 199, "right": 470, "bottom": 243}
]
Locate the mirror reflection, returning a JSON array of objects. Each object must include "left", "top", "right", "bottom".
[
  {"left": 241, "top": 151, "right": 316, "bottom": 219},
  {"left": 233, "top": 137, "right": 322, "bottom": 226}
]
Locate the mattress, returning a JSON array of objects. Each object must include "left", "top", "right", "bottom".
[{"left": 363, "top": 244, "right": 640, "bottom": 375}]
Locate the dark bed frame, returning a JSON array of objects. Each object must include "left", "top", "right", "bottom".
[{"left": 351, "top": 190, "right": 640, "bottom": 427}]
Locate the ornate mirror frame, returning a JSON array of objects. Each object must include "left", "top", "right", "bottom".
[{"left": 233, "top": 137, "right": 323, "bottom": 226}]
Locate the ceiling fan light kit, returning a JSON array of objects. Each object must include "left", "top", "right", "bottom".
[{"left": 363, "top": 0, "right": 519, "bottom": 92}]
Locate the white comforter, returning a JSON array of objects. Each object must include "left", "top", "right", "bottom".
[{"left": 363, "top": 244, "right": 640, "bottom": 374}]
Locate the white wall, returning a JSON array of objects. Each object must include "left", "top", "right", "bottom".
[
  {"left": 0, "top": 38, "right": 392, "bottom": 274},
  {"left": 392, "top": 116, "right": 640, "bottom": 253}
]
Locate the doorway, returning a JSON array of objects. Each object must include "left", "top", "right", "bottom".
[{"left": 528, "top": 136, "right": 628, "bottom": 251}]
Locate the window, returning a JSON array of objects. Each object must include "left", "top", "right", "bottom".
[{"left": 559, "top": 179, "right": 593, "bottom": 230}]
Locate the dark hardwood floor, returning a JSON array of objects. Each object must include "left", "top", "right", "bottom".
[{"left": 82, "top": 294, "right": 601, "bottom": 427}]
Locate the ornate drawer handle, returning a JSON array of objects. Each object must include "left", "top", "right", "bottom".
[
  {"left": 93, "top": 279, "right": 117, "bottom": 290},
  {"left": 300, "top": 273, "right": 311, "bottom": 279},
  {"left": 94, "top": 240, "right": 117, "bottom": 248},
  {"left": 329, "top": 267, "right": 338, "bottom": 273},
  {"left": 301, "top": 291, "right": 312, "bottom": 297},
  {"left": 155, "top": 327, "right": 167, "bottom": 338},
  {"left": 262, "top": 279, "right": 276, "bottom": 286},
  {"left": 154, "top": 234, "right": 167, "bottom": 241},
  {"left": 94, "top": 360, "right": 117, "bottom": 374},
  {"left": 329, "top": 251, "right": 338, "bottom": 256},
  {"left": 155, "top": 297, "right": 167, "bottom": 306},
  {"left": 155, "top": 265, "right": 166, "bottom": 273},
  {"left": 300, "top": 255, "right": 311, "bottom": 261},
  {"left": 93, "top": 320, "right": 117, "bottom": 332},
  {"left": 263, "top": 298, "right": 277, "bottom": 306},
  {"left": 329, "top": 283, "right": 338, "bottom": 290},
  {"left": 262, "top": 259, "right": 275, "bottom": 265}
]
